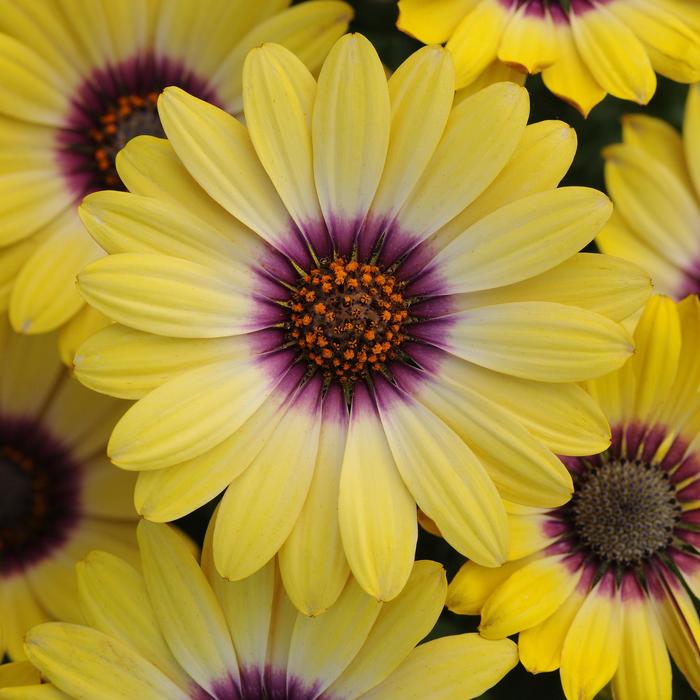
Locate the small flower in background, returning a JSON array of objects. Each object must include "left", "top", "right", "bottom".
[
  {"left": 0, "top": 518, "right": 519, "bottom": 700},
  {"left": 0, "top": 0, "right": 352, "bottom": 344},
  {"left": 599, "top": 84, "right": 700, "bottom": 300},
  {"left": 448, "top": 295, "right": 700, "bottom": 700},
  {"left": 72, "top": 33, "right": 651, "bottom": 609},
  {"left": 397, "top": 0, "right": 700, "bottom": 116},
  {"left": 0, "top": 317, "right": 136, "bottom": 660}
]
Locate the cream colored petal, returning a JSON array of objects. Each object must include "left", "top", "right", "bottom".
[
  {"left": 24, "top": 623, "right": 189, "bottom": 700},
  {"left": 338, "top": 391, "right": 417, "bottom": 601},
  {"left": 313, "top": 34, "right": 390, "bottom": 249},
  {"left": 213, "top": 380, "right": 322, "bottom": 581},
  {"left": 138, "top": 521, "right": 239, "bottom": 693},
  {"left": 378, "top": 392, "right": 508, "bottom": 567},
  {"left": 108, "top": 358, "right": 279, "bottom": 470}
]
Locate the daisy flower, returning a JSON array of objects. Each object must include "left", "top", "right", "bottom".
[
  {"left": 0, "top": 316, "right": 136, "bottom": 660},
  {"left": 397, "top": 0, "right": 700, "bottom": 116},
  {"left": 598, "top": 83, "right": 700, "bottom": 299},
  {"left": 448, "top": 295, "right": 700, "bottom": 699},
  {"left": 0, "top": 0, "right": 352, "bottom": 348},
  {"left": 0, "top": 518, "right": 519, "bottom": 700},
  {"left": 74, "top": 34, "right": 649, "bottom": 608}
]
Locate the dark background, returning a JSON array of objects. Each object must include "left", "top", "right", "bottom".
[{"left": 180, "top": 1, "right": 695, "bottom": 697}]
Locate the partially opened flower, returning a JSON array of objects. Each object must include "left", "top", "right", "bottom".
[
  {"left": 74, "top": 34, "right": 649, "bottom": 608},
  {"left": 0, "top": 0, "right": 352, "bottom": 347},
  {"left": 0, "top": 317, "right": 136, "bottom": 660},
  {"left": 1, "top": 519, "right": 519, "bottom": 700},
  {"left": 397, "top": 0, "right": 700, "bottom": 115},
  {"left": 599, "top": 83, "right": 700, "bottom": 299},
  {"left": 448, "top": 295, "right": 700, "bottom": 700}
]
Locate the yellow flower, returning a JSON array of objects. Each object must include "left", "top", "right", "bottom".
[
  {"left": 397, "top": 0, "right": 700, "bottom": 115},
  {"left": 0, "top": 0, "right": 352, "bottom": 344},
  {"left": 74, "top": 34, "right": 649, "bottom": 607},
  {"left": 599, "top": 83, "right": 700, "bottom": 299},
  {"left": 0, "top": 518, "right": 519, "bottom": 700},
  {"left": 448, "top": 295, "right": 700, "bottom": 700},
  {"left": 0, "top": 316, "right": 136, "bottom": 660}
]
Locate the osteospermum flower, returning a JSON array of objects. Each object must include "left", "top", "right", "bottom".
[
  {"left": 397, "top": 0, "right": 700, "bottom": 115},
  {"left": 0, "top": 317, "right": 136, "bottom": 660},
  {"left": 598, "top": 84, "right": 700, "bottom": 299},
  {"left": 448, "top": 295, "right": 700, "bottom": 699},
  {"left": 0, "top": 0, "right": 352, "bottom": 348},
  {"left": 74, "top": 34, "right": 650, "bottom": 608},
  {"left": 0, "top": 518, "right": 519, "bottom": 700}
]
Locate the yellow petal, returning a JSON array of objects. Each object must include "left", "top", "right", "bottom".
[
  {"left": 541, "top": 6, "right": 605, "bottom": 116},
  {"left": 0, "top": 661, "right": 41, "bottom": 688},
  {"left": 446, "top": 0, "right": 515, "bottom": 89},
  {"left": 328, "top": 560, "right": 447, "bottom": 698},
  {"left": 560, "top": 576, "right": 623, "bottom": 700},
  {"left": 201, "top": 517, "right": 274, "bottom": 674},
  {"left": 519, "top": 586, "right": 587, "bottom": 674},
  {"left": 394, "top": 82, "right": 529, "bottom": 247},
  {"left": 279, "top": 388, "right": 350, "bottom": 615},
  {"left": 137, "top": 521, "right": 239, "bottom": 693},
  {"left": 444, "top": 301, "right": 634, "bottom": 382},
  {"left": 378, "top": 393, "right": 508, "bottom": 567},
  {"left": 441, "top": 355, "right": 610, "bottom": 455},
  {"left": 611, "top": 590, "right": 671, "bottom": 700},
  {"left": 684, "top": 83, "right": 700, "bottom": 204},
  {"left": 570, "top": 2, "right": 656, "bottom": 104},
  {"left": 157, "top": 87, "right": 294, "bottom": 256},
  {"left": 417, "top": 378, "right": 572, "bottom": 508},
  {"left": 498, "top": 1, "right": 558, "bottom": 73},
  {"left": 450, "top": 252, "right": 651, "bottom": 324},
  {"left": 607, "top": 0, "right": 700, "bottom": 83},
  {"left": 213, "top": 381, "right": 322, "bottom": 581},
  {"left": 338, "top": 391, "right": 417, "bottom": 601},
  {"left": 58, "top": 305, "right": 111, "bottom": 367},
  {"left": 243, "top": 43, "right": 322, "bottom": 237},
  {"left": 432, "top": 119, "right": 578, "bottom": 248},
  {"left": 108, "top": 358, "right": 277, "bottom": 470},
  {"left": 480, "top": 556, "right": 580, "bottom": 639},
  {"left": 211, "top": 1, "right": 354, "bottom": 113},
  {"left": 286, "top": 576, "right": 381, "bottom": 693},
  {"left": 433, "top": 187, "right": 612, "bottom": 294},
  {"left": 369, "top": 46, "right": 455, "bottom": 227},
  {"left": 24, "top": 623, "right": 188, "bottom": 700},
  {"left": 0, "top": 235, "right": 43, "bottom": 314},
  {"left": 604, "top": 143, "right": 700, "bottom": 270},
  {"left": 78, "top": 253, "right": 256, "bottom": 339},
  {"left": 447, "top": 557, "right": 532, "bottom": 616},
  {"left": 76, "top": 551, "right": 191, "bottom": 691},
  {"left": 362, "top": 633, "right": 518, "bottom": 700},
  {"left": 397, "top": 0, "right": 478, "bottom": 43},
  {"left": 0, "top": 575, "right": 48, "bottom": 660},
  {"left": 0, "top": 685, "right": 69, "bottom": 700},
  {"left": 80, "top": 455, "right": 137, "bottom": 520},
  {"left": 313, "top": 34, "right": 390, "bottom": 249},
  {"left": 135, "top": 388, "right": 289, "bottom": 521},
  {"left": 78, "top": 191, "right": 252, "bottom": 283},
  {"left": 627, "top": 295, "right": 681, "bottom": 424},
  {"left": 0, "top": 33, "right": 68, "bottom": 125},
  {"left": 74, "top": 324, "right": 247, "bottom": 400}
]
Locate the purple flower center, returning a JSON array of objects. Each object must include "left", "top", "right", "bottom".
[
  {"left": 56, "top": 52, "right": 219, "bottom": 198},
  {"left": 0, "top": 416, "right": 82, "bottom": 576}
]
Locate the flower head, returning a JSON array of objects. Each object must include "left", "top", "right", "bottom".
[
  {"left": 448, "top": 295, "right": 700, "bottom": 700},
  {"left": 599, "top": 83, "right": 700, "bottom": 299},
  {"left": 0, "top": 317, "right": 136, "bottom": 660},
  {"left": 0, "top": 0, "right": 352, "bottom": 339},
  {"left": 1, "top": 518, "right": 519, "bottom": 700},
  {"left": 75, "top": 34, "right": 649, "bottom": 607},
  {"left": 397, "top": 0, "right": 700, "bottom": 115}
]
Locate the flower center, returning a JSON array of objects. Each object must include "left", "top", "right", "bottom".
[
  {"left": 286, "top": 257, "right": 410, "bottom": 385},
  {"left": 0, "top": 417, "right": 82, "bottom": 576},
  {"left": 88, "top": 92, "right": 164, "bottom": 189},
  {"left": 571, "top": 459, "right": 681, "bottom": 565}
]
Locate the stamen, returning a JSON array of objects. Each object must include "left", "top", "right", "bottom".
[{"left": 286, "top": 257, "right": 410, "bottom": 385}]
